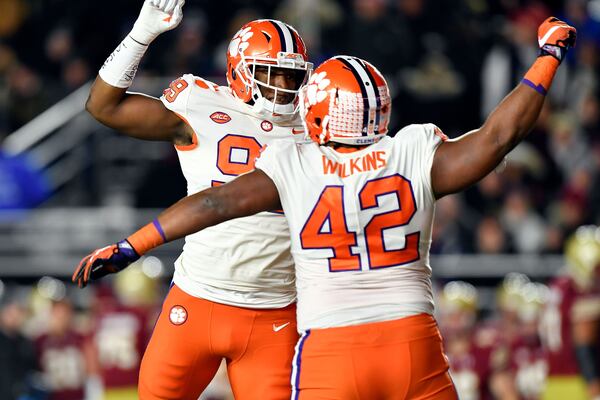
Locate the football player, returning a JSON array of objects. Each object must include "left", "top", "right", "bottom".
[
  {"left": 439, "top": 281, "right": 515, "bottom": 400},
  {"left": 508, "top": 282, "right": 548, "bottom": 400},
  {"left": 34, "top": 299, "right": 95, "bottom": 400},
  {"left": 90, "top": 268, "right": 158, "bottom": 400},
  {"left": 77, "top": 0, "right": 313, "bottom": 399},
  {"left": 74, "top": 16, "right": 575, "bottom": 399},
  {"left": 540, "top": 225, "right": 600, "bottom": 400}
]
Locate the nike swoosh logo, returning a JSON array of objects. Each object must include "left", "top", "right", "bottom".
[
  {"left": 538, "top": 25, "right": 561, "bottom": 47},
  {"left": 273, "top": 322, "right": 290, "bottom": 332}
]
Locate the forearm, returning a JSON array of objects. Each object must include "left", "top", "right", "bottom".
[
  {"left": 127, "top": 170, "right": 280, "bottom": 255},
  {"left": 123, "top": 197, "right": 215, "bottom": 256},
  {"left": 155, "top": 191, "right": 235, "bottom": 243},
  {"left": 481, "top": 81, "right": 546, "bottom": 158},
  {"left": 127, "top": 190, "right": 242, "bottom": 255},
  {"left": 484, "top": 55, "right": 558, "bottom": 153},
  {"left": 432, "top": 56, "right": 559, "bottom": 197}
]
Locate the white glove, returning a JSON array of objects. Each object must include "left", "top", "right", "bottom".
[{"left": 130, "top": 0, "right": 185, "bottom": 45}]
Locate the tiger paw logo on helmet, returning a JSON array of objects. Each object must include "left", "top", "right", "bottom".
[
  {"left": 305, "top": 71, "right": 331, "bottom": 106},
  {"left": 228, "top": 27, "right": 254, "bottom": 57}
]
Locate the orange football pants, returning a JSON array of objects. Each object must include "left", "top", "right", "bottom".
[
  {"left": 291, "top": 313, "right": 458, "bottom": 400},
  {"left": 138, "top": 284, "right": 298, "bottom": 400}
]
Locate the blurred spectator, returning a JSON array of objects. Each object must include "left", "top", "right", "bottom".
[
  {"left": 507, "top": 282, "right": 548, "bottom": 400},
  {"left": 579, "top": 91, "right": 600, "bottom": 136},
  {"left": 0, "top": 298, "right": 36, "bottom": 400},
  {"left": 493, "top": 273, "right": 531, "bottom": 346},
  {"left": 274, "top": 0, "right": 343, "bottom": 58},
  {"left": 499, "top": 188, "right": 547, "bottom": 253},
  {"left": 0, "top": 0, "right": 27, "bottom": 38},
  {"left": 548, "top": 111, "right": 592, "bottom": 179},
  {"left": 475, "top": 216, "right": 513, "bottom": 254},
  {"left": 338, "top": 0, "right": 404, "bottom": 75},
  {"left": 6, "top": 64, "right": 48, "bottom": 132},
  {"left": 61, "top": 57, "right": 91, "bottom": 91},
  {"left": 91, "top": 264, "right": 160, "bottom": 399},
  {"left": 44, "top": 27, "right": 74, "bottom": 81},
  {"left": 431, "top": 194, "right": 475, "bottom": 254},
  {"left": 160, "top": 10, "right": 213, "bottom": 77},
  {"left": 439, "top": 281, "right": 513, "bottom": 399},
  {"left": 540, "top": 226, "right": 600, "bottom": 399},
  {"left": 34, "top": 299, "right": 95, "bottom": 400},
  {"left": 465, "top": 172, "right": 506, "bottom": 216}
]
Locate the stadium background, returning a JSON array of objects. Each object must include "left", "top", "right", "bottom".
[{"left": 0, "top": 0, "right": 598, "bottom": 398}]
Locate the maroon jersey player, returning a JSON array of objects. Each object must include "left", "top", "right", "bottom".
[
  {"left": 540, "top": 226, "right": 600, "bottom": 399},
  {"left": 34, "top": 300, "right": 94, "bottom": 400}
]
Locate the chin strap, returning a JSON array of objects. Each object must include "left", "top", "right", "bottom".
[
  {"left": 249, "top": 97, "right": 297, "bottom": 123},
  {"left": 260, "top": 96, "right": 296, "bottom": 115}
]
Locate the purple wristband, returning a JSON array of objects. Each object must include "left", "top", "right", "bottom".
[
  {"left": 152, "top": 219, "right": 167, "bottom": 243},
  {"left": 521, "top": 78, "right": 547, "bottom": 96}
]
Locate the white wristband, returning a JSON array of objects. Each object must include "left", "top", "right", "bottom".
[{"left": 98, "top": 35, "right": 148, "bottom": 88}]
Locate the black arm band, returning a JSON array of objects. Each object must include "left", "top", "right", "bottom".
[{"left": 575, "top": 344, "right": 600, "bottom": 383}]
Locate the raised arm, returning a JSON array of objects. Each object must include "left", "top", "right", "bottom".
[
  {"left": 86, "top": 0, "right": 189, "bottom": 143},
  {"left": 72, "top": 169, "right": 281, "bottom": 287},
  {"left": 431, "top": 17, "right": 576, "bottom": 198}
]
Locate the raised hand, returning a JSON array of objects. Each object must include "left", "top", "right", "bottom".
[
  {"left": 130, "top": 0, "right": 186, "bottom": 45},
  {"left": 537, "top": 17, "right": 576, "bottom": 63}
]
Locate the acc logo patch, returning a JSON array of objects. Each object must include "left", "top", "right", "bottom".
[
  {"left": 261, "top": 120, "right": 273, "bottom": 132},
  {"left": 210, "top": 112, "right": 231, "bottom": 124},
  {"left": 169, "top": 305, "right": 188, "bottom": 325}
]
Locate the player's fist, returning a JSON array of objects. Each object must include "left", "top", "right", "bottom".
[
  {"left": 72, "top": 240, "right": 140, "bottom": 288},
  {"left": 130, "top": 0, "right": 185, "bottom": 45},
  {"left": 537, "top": 17, "right": 576, "bottom": 62}
]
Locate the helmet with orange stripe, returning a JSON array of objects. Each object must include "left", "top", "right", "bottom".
[
  {"left": 226, "top": 19, "right": 313, "bottom": 117},
  {"left": 299, "top": 56, "right": 392, "bottom": 146}
]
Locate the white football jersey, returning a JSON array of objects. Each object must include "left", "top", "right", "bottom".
[
  {"left": 160, "top": 74, "right": 304, "bottom": 308},
  {"left": 255, "top": 124, "right": 446, "bottom": 331}
]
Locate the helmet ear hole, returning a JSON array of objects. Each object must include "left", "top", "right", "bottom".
[
  {"left": 314, "top": 117, "right": 322, "bottom": 127},
  {"left": 231, "top": 67, "right": 237, "bottom": 80}
]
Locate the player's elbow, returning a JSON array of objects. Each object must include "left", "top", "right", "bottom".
[
  {"left": 85, "top": 95, "right": 107, "bottom": 122},
  {"left": 486, "top": 112, "right": 531, "bottom": 154},
  {"left": 481, "top": 121, "right": 520, "bottom": 156}
]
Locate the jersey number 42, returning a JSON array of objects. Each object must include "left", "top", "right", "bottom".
[{"left": 300, "top": 174, "right": 420, "bottom": 272}]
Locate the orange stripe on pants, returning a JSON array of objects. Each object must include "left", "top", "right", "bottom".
[
  {"left": 292, "top": 313, "right": 458, "bottom": 400},
  {"left": 138, "top": 284, "right": 298, "bottom": 400}
]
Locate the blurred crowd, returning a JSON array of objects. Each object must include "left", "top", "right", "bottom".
[
  {"left": 0, "top": 264, "right": 235, "bottom": 400},
  {"left": 2, "top": 225, "right": 600, "bottom": 399},
  {"left": 0, "top": 0, "right": 599, "bottom": 253},
  {"left": 0, "top": 271, "right": 563, "bottom": 400}
]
